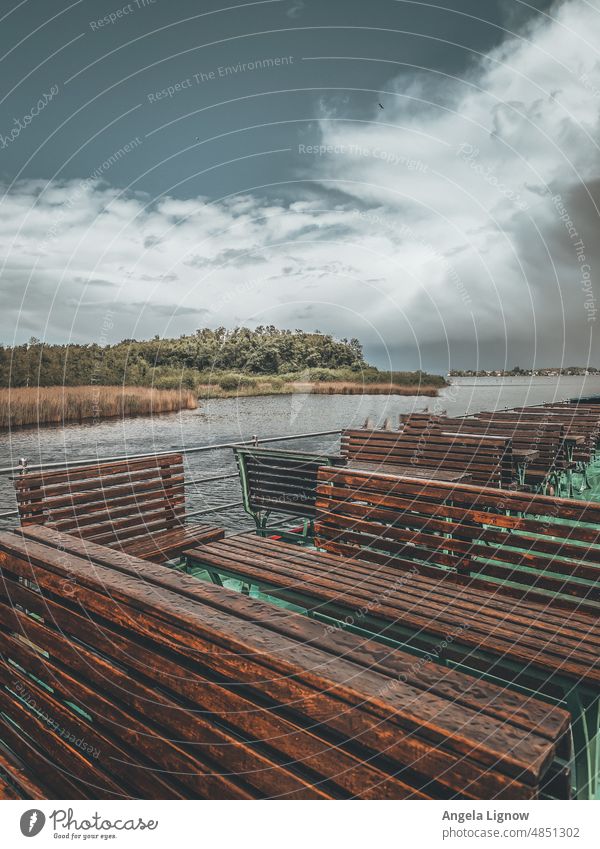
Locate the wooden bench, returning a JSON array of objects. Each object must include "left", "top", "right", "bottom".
[
  {"left": 232, "top": 446, "right": 344, "bottom": 540},
  {"left": 506, "top": 404, "right": 598, "bottom": 443},
  {"left": 12, "top": 453, "right": 223, "bottom": 563},
  {"left": 506, "top": 407, "right": 598, "bottom": 469},
  {"left": 543, "top": 401, "right": 600, "bottom": 429},
  {"left": 471, "top": 414, "right": 578, "bottom": 494},
  {"left": 314, "top": 466, "right": 600, "bottom": 612},
  {"left": 186, "top": 467, "right": 600, "bottom": 798},
  {"left": 341, "top": 427, "right": 513, "bottom": 487},
  {"left": 557, "top": 402, "right": 600, "bottom": 455},
  {"left": 402, "top": 414, "right": 569, "bottom": 493},
  {"left": 0, "top": 526, "right": 572, "bottom": 800},
  {"left": 557, "top": 401, "right": 600, "bottom": 440}
]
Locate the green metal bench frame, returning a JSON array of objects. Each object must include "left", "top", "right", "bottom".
[{"left": 233, "top": 446, "right": 344, "bottom": 542}]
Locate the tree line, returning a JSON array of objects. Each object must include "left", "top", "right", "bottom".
[{"left": 0, "top": 327, "right": 367, "bottom": 388}]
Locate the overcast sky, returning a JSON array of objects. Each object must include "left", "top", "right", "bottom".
[{"left": 1, "top": 0, "right": 599, "bottom": 371}]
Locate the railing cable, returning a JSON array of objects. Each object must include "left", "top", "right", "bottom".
[{"left": 0, "top": 429, "right": 342, "bottom": 476}]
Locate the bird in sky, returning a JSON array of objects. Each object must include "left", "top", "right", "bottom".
[{"left": 378, "top": 103, "right": 384, "bottom": 109}]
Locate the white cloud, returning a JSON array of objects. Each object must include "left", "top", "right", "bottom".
[{"left": 0, "top": 180, "right": 394, "bottom": 346}]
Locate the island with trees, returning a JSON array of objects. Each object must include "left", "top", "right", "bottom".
[{"left": 0, "top": 327, "right": 447, "bottom": 429}]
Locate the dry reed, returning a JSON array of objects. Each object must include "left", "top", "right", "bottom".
[
  {"left": 197, "top": 380, "right": 442, "bottom": 399},
  {"left": 0, "top": 386, "right": 198, "bottom": 429},
  {"left": 294, "top": 381, "right": 441, "bottom": 396}
]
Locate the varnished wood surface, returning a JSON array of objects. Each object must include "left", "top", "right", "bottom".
[
  {"left": 315, "top": 466, "right": 600, "bottom": 612},
  {"left": 0, "top": 526, "right": 571, "bottom": 800},
  {"left": 190, "top": 533, "right": 600, "bottom": 689},
  {"left": 344, "top": 461, "right": 472, "bottom": 482},
  {"left": 341, "top": 428, "right": 513, "bottom": 487},
  {"left": 401, "top": 414, "right": 574, "bottom": 480}
]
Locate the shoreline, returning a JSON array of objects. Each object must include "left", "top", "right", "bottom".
[
  {"left": 197, "top": 380, "right": 443, "bottom": 400},
  {"left": 0, "top": 380, "right": 444, "bottom": 431},
  {"left": 0, "top": 405, "right": 196, "bottom": 432}
]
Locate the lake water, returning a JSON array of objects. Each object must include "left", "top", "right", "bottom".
[{"left": 2, "top": 375, "right": 599, "bottom": 531}]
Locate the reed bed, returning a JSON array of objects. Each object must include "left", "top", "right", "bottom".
[
  {"left": 197, "top": 378, "right": 442, "bottom": 399},
  {"left": 197, "top": 379, "right": 443, "bottom": 399},
  {"left": 295, "top": 381, "right": 441, "bottom": 396},
  {"left": 0, "top": 386, "right": 198, "bottom": 429}
]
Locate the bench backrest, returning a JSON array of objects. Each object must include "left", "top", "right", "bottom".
[
  {"left": 314, "top": 466, "right": 600, "bottom": 612},
  {"left": 472, "top": 414, "right": 573, "bottom": 468},
  {"left": 13, "top": 453, "right": 186, "bottom": 547},
  {"left": 557, "top": 401, "right": 600, "bottom": 421},
  {"left": 543, "top": 402, "right": 600, "bottom": 420},
  {"left": 503, "top": 408, "right": 598, "bottom": 460},
  {"left": 534, "top": 406, "right": 600, "bottom": 431},
  {"left": 402, "top": 414, "right": 568, "bottom": 473},
  {"left": 233, "top": 446, "right": 344, "bottom": 519},
  {"left": 341, "top": 427, "right": 513, "bottom": 486}
]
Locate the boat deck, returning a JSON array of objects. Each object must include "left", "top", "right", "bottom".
[{"left": 0, "top": 403, "right": 598, "bottom": 801}]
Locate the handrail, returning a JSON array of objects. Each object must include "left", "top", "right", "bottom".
[
  {"left": 187, "top": 501, "right": 244, "bottom": 519},
  {"left": 0, "top": 428, "right": 343, "bottom": 525},
  {"left": 0, "top": 429, "right": 342, "bottom": 476},
  {"left": 184, "top": 472, "right": 239, "bottom": 488}
]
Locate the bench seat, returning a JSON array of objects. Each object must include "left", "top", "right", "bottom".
[
  {"left": 186, "top": 533, "right": 600, "bottom": 693},
  {"left": 1, "top": 525, "right": 574, "bottom": 800},
  {"left": 117, "top": 522, "right": 223, "bottom": 562}
]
